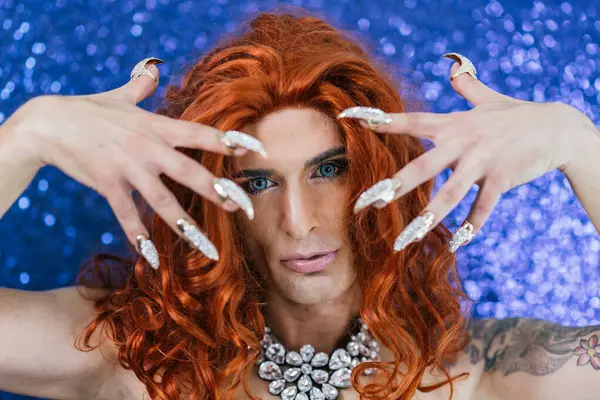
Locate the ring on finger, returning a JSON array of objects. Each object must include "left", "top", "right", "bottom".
[
  {"left": 449, "top": 221, "right": 475, "bottom": 253},
  {"left": 130, "top": 57, "right": 165, "bottom": 82}
]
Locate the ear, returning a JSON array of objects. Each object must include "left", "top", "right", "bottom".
[
  {"left": 101, "top": 58, "right": 164, "bottom": 105},
  {"left": 443, "top": 53, "right": 518, "bottom": 107}
]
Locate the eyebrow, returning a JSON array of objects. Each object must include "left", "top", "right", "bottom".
[{"left": 233, "top": 145, "right": 347, "bottom": 179}]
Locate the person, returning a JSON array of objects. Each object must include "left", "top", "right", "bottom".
[{"left": 0, "top": 8, "right": 599, "bottom": 400}]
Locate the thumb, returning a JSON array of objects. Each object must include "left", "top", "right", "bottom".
[
  {"left": 443, "top": 53, "right": 517, "bottom": 106},
  {"left": 104, "top": 57, "right": 164, "bottom": 105}
]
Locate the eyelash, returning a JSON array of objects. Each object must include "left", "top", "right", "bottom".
[{"left": 242, "top": 159, "right": 349, "bottom": 196}]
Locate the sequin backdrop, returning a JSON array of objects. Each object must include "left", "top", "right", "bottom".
[{"left": 0, "top": 0, "right": 599, "bottom": 398}]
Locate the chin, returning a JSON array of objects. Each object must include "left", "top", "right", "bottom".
[{"left": 270, "top": 252, "right": 356, "bottom": 305}]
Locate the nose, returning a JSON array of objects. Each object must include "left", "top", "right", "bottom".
[{"left": 279, "top": 181, "right": 318, "bottom": 240}]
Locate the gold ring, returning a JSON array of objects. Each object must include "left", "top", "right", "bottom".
[{"left": 130, "top": 57, "right": 165, "bottom": 82}]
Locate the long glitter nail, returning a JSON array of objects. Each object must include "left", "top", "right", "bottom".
[
  {"left": 393, "top": 211, "right": 435, "bottom": 252},
  {"left": 449, "top": 221, "right": 474, "bottom": 253},
  {"left": 176, "top": 218, "right": 219, "bottom": 261},
  {"left": 213, "top": 177, "right": 254, "bottom": 220},
  {"left": 218, "top": 130, "right": 268, "bottom": 158},
  {"left": 336, "top": 106, "right": 393, "bottom": 129},
  {"left": 136, "top": 234, "right": 160, "bottom": 270},
  {"left": 353, "top": 177, "right": 402, "bottom": 214}
]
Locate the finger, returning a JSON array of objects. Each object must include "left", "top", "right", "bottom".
[
  {"left": 151, "top": 145, "right": 255, "bottom": 220},
  {"left": 354, "top": 143, "right": 459, "bottom": 213},
  {"left": 365, "top": 111, "right": 456, "bottom": 141},
  {"left": 443, "top": 53, "right": 518, "bottom": 106},
  {"left": 148, "top": 113, "right": 268, "bottom": 158},
  {"left": 132, "top": 138, "right": 255, "bottom": 220},
  {"left": 449, "top": 175, "right": 503, "bottom": 253},
  {"left": 124, "top": 163, "right": 222, "bottom": 261},
  {"left": 103, "top": 57, "right": 164, "bottom": 105},
  {"left": 393, "top": 159, "right": 481, "bottom": 252},
  {"left": 104, "top": 183, "right": 160, "bottom": 269}
]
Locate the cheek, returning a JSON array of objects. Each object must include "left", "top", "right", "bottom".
[
  {"left": 238, "top": 209, "right": 273, "bottom": 248},
  {"left": 321, "top": 180, "right": 351, "bottom": 219}
]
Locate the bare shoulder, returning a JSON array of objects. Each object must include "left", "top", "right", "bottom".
[
  {"left": 462, "top": 317, "right": 600, "bottom": 375},
  {"left": 0, "top": 285, "right": 130, "bottom": 399},
  {"left": 53, "top": 285, "right": 151, "bottom": 399},
  {"left": 460, "top": 317, "right": 600, "bottom": 400}
]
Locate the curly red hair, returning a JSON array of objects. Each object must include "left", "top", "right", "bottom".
[{"left": 75, "top": 6, "right": 471, "bottom": 399}]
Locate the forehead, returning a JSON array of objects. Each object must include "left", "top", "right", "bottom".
[{"left": 233, "top": 108, "right": 344, "bottom": 171}]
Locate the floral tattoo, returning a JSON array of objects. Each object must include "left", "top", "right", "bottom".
[
  {"left": 573, "top": 334, "right": 600, "bottom": 370},
  {"left": 460, "top": 318, "right": 600, "bottom": 376}
]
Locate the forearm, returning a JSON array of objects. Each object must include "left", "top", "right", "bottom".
[
  {"left": 0, "top": 115, "right": 43, "bottom": 220},
  {"left": 560, "top": 116, "right": 600, "bottom": 236}
]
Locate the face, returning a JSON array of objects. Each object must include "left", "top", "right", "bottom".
[{"left": 232, "top": 108, "right": 356, "bottom": 305}]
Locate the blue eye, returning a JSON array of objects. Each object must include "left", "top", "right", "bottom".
[
  {"left": 242, "top": 159, "right": 348, "bottom": 196},
  {"left": 248, "top": 177, "right": 272, "bottom": 194},
  {"left": 318, "top": 162, "right": 339, "bottom": 177},
  {"left": 315, "top": 159, "right": 348, "bottom": 179}
]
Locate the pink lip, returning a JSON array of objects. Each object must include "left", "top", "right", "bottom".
[{"left": 281, "top": 250, "right": 338, "bottom": 274}]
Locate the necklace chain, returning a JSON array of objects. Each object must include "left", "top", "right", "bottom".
[{"left": 255, "top": 317, "right": 381, "bottom": 400}]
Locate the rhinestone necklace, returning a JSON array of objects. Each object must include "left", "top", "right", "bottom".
[{"left": 255, "top": 317, "right": 381, "bottom": 400}]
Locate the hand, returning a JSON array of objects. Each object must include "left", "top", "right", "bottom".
[
  {"left": 7, "top": 58, "right": 268, "bottom": 268},
  {"left": 338, "top": 53, "right": 591, "bottom": 253}
]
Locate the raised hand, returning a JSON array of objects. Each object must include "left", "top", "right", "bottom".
[
  {"left": 338, "top": 53, "right": 593, "bottom": 253},
  {"left": 4, "top": 57, "right": 268, "bottom": 269}
]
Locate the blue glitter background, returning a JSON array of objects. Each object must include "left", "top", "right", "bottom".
[{"left": 0, "top": 0, "right": 599, "bottom": 398}]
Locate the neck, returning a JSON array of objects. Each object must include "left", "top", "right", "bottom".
[{"left": 262, "top": 280, "right": 361, "bottom": 354}]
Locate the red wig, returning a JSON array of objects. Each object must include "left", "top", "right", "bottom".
[{"left": 75, "top": 6, "right": 471, "bottom": 399}]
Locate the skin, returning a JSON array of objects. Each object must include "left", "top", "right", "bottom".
[{"left": 232, "top": 107, "right": 385, "bottom": 356}]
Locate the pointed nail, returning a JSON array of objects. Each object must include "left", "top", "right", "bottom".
[
  {"left": 176, "top": 218, "right": 219, "bottom": 260},
  {"left": 449, "top": 221, "right": 474, "bottom": 253},
  {"left": 213, "top": 177, "right": 254, "bottom": 220},
  {"left": 136, "top": 234, "right": 160, "bottom": 269},
  {"left": 130, "top": 57, "right": 164, "bottom": 82},
  {"left": 393, "top": 211, "right": 435, "bottom": 252},
  {"left": 218, "top": 130, "right": 268, "bottom": 159},
  {"left": 337, "top": 106, "right": 393, "bottom": 129},
  {"left": 353, "top": 177, "right": 402, "bottom": 214},
  {"left": 442, "top": 52, "right": 478, "bottom": 81}
]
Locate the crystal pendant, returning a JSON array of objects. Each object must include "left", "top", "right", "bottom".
[
  {"left": 300, "top": 344, "right": 315, "bottom": 362},
  {"left": 310, "top": 352, "right": 329, "bottom": 367},
  {"left": 297, "top": 375, "right": 312, "bottom": 392},
  {"left": 300, "top": 363, "right": 312, "bottom": 375},
  {"left": 321, "top": 383, "right": 339, "bottom": 399},
  {"left": 359, "top": 343, "right": 371, "bottom": 357},
  {"left": 280, "top": 385, "right": 298, "bottom": 400},
  {"left": 328, "top": 349, "right": 351, "bottom": 370},
  {"left": 329, "top": 368, "right": 352, "bottom": 388},
  {"left": 311, "top": 369, "right": 329, "bottom": 384},
  {"left": 283, "top": 367, "right": 301, "bottom": 382},
  {"left": 268, "top": 379, "right": 286, "bottom": 395},
  {"left": 286, "top": 351, "right": 303, "bottom": 366},
  {"left": 259, "top": 361, "right": 283, "bottom": 381},
  {"left": 266, "top": 343, "right": 286, "bottom": 364},
  {"left": 346, "top": 341, "right": 359, "bottom": 357},
  {"left": 309, "top": 387, "right": 325, "bottom": 400}
]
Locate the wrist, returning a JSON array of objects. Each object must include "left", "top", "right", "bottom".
[
  {"left": 558, "top": 105, "right": 600, "bottom": 177},
  {"left": 0, "top": 98, "right": 46, "bottom": 170}
]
